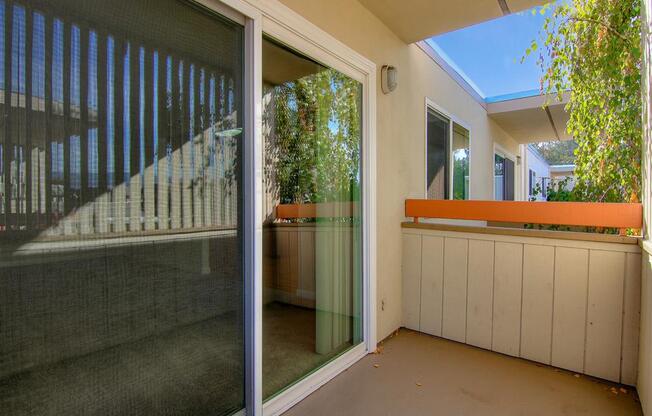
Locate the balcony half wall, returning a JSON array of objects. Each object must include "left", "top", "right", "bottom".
[{"left": 401, "top": 199, "right": 643, "bottom": 385}]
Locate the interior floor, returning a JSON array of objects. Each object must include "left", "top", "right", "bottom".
[
  {"left": 284, "top": 329, "right": 643, "bottom": 416},
  {"left": 0, "top": 311, "right": 244, "bottom": 416},
  {"left": 0, "top": 301, "right": 353, "bottom": 415},
  {"left": 262, "top": 302, "right": 352, "bottom": 400}
]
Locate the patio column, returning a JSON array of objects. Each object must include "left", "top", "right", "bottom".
[
  {"left": 640, "top": 1, "right": 652, "bottom": 415},
  {"left": 644, "top": 0, "right": 652, "bottom": 236}
]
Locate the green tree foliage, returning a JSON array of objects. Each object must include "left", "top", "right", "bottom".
[
  {"left": 453, "top": 150, "right": 469, "bottom": 200},
  {"left": 526, "top": 0, "right": 642, "bottom": 202},
  {"left": 269, "top": 69, "right": 361, "bottom": 205},
  {"left": 532, "top": 140, "right": 578, "bottom": 164}
]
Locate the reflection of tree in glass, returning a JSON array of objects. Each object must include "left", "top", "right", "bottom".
[
  {"left": 453, "top": 149, "right": 469, "bottom": 200},
  {"left": 270, "top": 69, "right": 361, "bottom": 205}
]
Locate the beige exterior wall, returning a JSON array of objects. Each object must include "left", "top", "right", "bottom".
[{"left": 277, "top": 0, "right": 522, "bottom": 341}]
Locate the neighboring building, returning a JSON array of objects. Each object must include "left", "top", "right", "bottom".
[
  {"left": 550, "top": 164, "right": 576, "bottom": 190},
  {"left": 525, "top": 144, "right": 551, "bottom": 201}
]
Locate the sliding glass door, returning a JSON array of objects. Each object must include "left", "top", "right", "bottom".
[
  {"left": 426, "top": 109, "right": 449, "bottom": 200},
  {"left": 0, "top": 0, "right": 245, "bottom": 414},
  {"left": 0, "top": 1, "right": 371, "bottom": 414},
  {"left": 261, "top": 37, "right": 363, "bottom": 400}
]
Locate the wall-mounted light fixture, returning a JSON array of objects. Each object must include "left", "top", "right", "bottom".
[{"left": 381, "top": 65, "right": 398, "bottom": 94}]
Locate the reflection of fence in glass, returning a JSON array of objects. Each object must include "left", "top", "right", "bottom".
[{"left": 0, "top": 1, "right": 240, "bottom": 237}]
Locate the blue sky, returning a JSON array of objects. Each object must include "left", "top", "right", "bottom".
[{"left": 428, "top": 6, "right": 553, "bottom": 100}]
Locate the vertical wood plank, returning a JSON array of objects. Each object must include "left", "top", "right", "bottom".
[
  {"left": 492, "top": 241, "right": 523, "bottom": 356},
  {"left": 552, "top": 247, "right": 589, "bottom": 373},
  {"left": 201, "top": 69, "right": 212, "bottom": 226},
  {"left": 43, "top": 15, "right": 52, "bottom": 226},
  {"left": 112, "top": 38, "right": 126, "bottom": 232},
  {"left": 62, "top": 21, "right": 72, "bottom": 223},
  {"left": 25, "top": 7, "right": 33, "bottom": 229},
  {"left": 298, "top": 228, "right": 316, "bottom": 308},
  {"left": 288, "top": 227, "right": 299, "bottom": 305},
  {"left": 402, "top": 233, "right": 421, "bottom": 331},
  {"left": 181, "top": 61, "right": 192, "bottom": 228},
  {"left": 585, "top": 250, "right": 625, "bottom": 382},
  {"left": 96, "top": 33, "right": 108, "bottom": 233},
  {"left": 170, "top": 58, "right": 181, "bottom": 229},
  {"left": 521, "top": 244, "right": 555, "bottom": 364},
  {"left": 315, "top": 226, "right": 334, "bottom": 353},
  {"left": 156, "top": 52, "right": 169, "bottom": 230},
  {"left": 129, "top": 44, "right": 141, "bottom": 231},
  {"left": 79, "top": 26, "right": 91, "bottom": 234},
  {"left": 622, "top": 252, "right": 642, "bottom": 385},
  {"left": 639, "top": 253, "right": 652, "bottom": 401},
  {"left": 218, "top": 74, "right": 225, "bottom": 225},
  {"left": 143, "top": 48, "right": 155, "bottom": 230},
  {"left": 466, "top": 239, "right": 494, "bottom": 350},
  {"left": 227, "top": 77, "right": 236, "bottom": 226},
  {"left": 212, "top": 74, "right": 222, "bottom": 225},
  {"left": 192, "top": 65, "right": 203, "bottom": 227},
  {"left": 442, "top": 237, "right": 468, "bottom": 343},
  {"left": 419, "top": 235, "right": 444, "bottom": 336}
]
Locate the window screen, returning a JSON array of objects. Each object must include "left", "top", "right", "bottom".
[{"left": 0, "top": 0, "right": 245, "bottom": 415}]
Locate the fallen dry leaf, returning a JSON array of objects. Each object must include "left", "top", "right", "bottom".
[
  {"left": 373, "top": 364, "right": 380, "bottom": 368},
  {"left": 620, "top": 388, "right": 628, "bottom": 394},
  {"left": 416, "top": 382, "right": 422, "bottom": 387}
]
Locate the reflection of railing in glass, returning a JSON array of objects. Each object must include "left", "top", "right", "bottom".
[
  {"left": 0, "top": 1, "right": 245, "bottom": 415},
  {"left": 0, "top": 0, "right": 241, "bottom": 237}
]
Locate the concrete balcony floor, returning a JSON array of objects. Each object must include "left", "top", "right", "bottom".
[{"left": 284, "top": 329, "right": 643, "bottom": 416}]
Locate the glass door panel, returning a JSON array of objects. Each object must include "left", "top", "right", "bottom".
[
  {"left": 452, "top": 123, "right": 469, "bottom": 200},
  {"left": 426, "top": 109, "right": 449, "bottom": 200},
  {"left": 0, "top": 1, "right": 245, "bottom": 414},
  {"left": 261, "top": 36, "right": 363, "bottom": 400},
  {"left": 495, "top": 154, "right": 505, "bottom": 200}
]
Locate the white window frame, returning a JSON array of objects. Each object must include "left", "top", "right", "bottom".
[
  {"left": 493, "top": 143, "right": 517, "bottom": 201},
  {"left": 424, "top": 97, "right": 472, "bottom": 200},
  {"left": 198, "top": 1, "right": 377, "bottom": 415}
]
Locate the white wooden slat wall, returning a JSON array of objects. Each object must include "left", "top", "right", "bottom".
[
  {"left": 402, "top": 233, "right": 422, "bottom": 331},
  {"left": 552, "top": 247, "right": 588, "bottom": 373},
  {"left": 420, "top": 236, "right": 444, "bottom": 336},
  {"left": 466, "top": 239, "right": 493, "bottom": 350},
  {"left": 402, "top": 228, "right": 642, "bottom": 385}
]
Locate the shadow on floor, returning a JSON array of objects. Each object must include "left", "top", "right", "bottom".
[{"left": 284, "top": 329, "right": 643, "bottom": 416}]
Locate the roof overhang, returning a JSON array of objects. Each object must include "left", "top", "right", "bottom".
[
  {"left": 487, "top": 93, "right": 571, "bottom": 144},
  {"left": 358, "top": 0, "right": 547, "bottom": 43}
]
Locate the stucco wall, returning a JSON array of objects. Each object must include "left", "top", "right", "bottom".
[
  {"left": 277, "top": 0, "right": 522, "bottom": 341},
  {"left": 526, "top": 146, "right": 550, "bottom": 200}
]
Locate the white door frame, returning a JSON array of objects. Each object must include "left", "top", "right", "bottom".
[
  {"left": 203, "top": 0, "right": 377, "bottom": 415},
  {"left": 255, "top": 1, "right": 377, "bottom": 415},
  {"left": 195, "top": 1, "right": 264, "bottom": 415}
]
